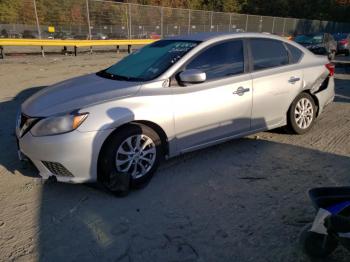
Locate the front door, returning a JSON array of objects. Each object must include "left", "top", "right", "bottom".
[{"left": 171, "top": 39, "right": 253, "bottom": 152}]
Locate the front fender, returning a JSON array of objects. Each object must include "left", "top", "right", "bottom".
[
  {"left": 76, "top": 95, "right": 176, "bottom": 155},
  {"left": 78, "top": 106, "right": 136, "bottom": 132}
]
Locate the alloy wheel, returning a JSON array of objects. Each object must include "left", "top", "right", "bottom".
[
  {"left": 294, "top": 98, "right": 314, "bottom": 129},
  {"left": 115, "top": 134, "right": 156, "bottom": 179}
]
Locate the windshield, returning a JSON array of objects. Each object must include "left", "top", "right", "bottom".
[
  {"left": 98, "top": 40, "right": 200, "bottom": 81},
  {"left": 333, "top": 33, "right": 347, "bottom": 41},
  {"left": 295, "top": 34, "right": 324, "bottom": 44}
]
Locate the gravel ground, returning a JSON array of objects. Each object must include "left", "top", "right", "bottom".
[{"left": 0, "top": 53, "right": 349, "bottom": 262}]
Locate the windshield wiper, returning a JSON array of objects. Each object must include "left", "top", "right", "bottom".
[
  {"left": 96, "top": 70, "right": 144, "bottom": 82},
  {"left": 96, "top": 70, "right": 113, "bottom": 79}
]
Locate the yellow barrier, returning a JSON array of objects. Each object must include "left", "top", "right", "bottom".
[{"left": 0, "top": 38, "right": 157, "bottom": 58}]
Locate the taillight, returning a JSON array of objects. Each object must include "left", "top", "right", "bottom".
[
  {"left": 325, "top": 63, "right": 335, "bottom": 76},
  {"left": 339, "top": 39, "right": 348, "bottom": 45}
]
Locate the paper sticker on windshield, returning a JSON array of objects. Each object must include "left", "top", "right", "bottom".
[
  {"left": 168, "top": 43, "right": 197, "bottom": 53},
  {"left": 147, "top": 67, "right": 159, "bottom": 74}
]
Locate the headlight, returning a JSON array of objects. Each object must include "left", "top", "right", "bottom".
[
  {"left": 30, "top": 112, "right": 88, "bottom": 137},
  {"left": 16, "top": 111, "right": 40, "bottom": 138}
]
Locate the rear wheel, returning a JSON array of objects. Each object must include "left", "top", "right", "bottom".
[
  {"left": 99, "top": 123, "right": 162, "bottom": 196},
  {"left": 287, "top": 92, "right": 316, "bottom": 134}
]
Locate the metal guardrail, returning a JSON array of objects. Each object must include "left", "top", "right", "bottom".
[
  {"left": 0, "top": 38, "right": 156, "bottom": 58},
  {"left": 0, "top": 38, "right": 156, "bottom": 46}
]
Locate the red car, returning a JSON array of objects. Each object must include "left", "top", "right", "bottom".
[{"left": 333, "top": 33, "right": 350, "bottom": 56}]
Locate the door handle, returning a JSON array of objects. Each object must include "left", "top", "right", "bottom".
[
  {"left": 288, "top": 77, "right": 301, "bottom": 84},
  {"left": 233, "top": 86, "right": 250, "bottom": 96}
]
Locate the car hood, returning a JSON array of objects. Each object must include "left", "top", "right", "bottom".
[{"left": 22, "top": 73, "right": 142, "bottom": 117}]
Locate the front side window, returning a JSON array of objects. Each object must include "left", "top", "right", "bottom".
[
  {"left": 250, "top": 39, "right": 289, "bottom": 71},
  {"left": 98, "top": 40, "right": 200, "bottom": 81},
  {"left": 185, "top": 40, "right": 244, "bottom": 80}
]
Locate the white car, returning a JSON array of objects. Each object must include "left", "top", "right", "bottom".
[{"left": 16, "top": 32, "right": 335, "bottom": 195}]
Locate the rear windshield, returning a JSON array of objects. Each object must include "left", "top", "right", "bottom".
[{"left": 98, "top": 40, "right": 200, "bottom": 81}]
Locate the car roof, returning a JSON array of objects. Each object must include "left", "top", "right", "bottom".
[
  {"left": 165, "top": 32, "right": 236, "bottom": 41},
  {"left": 165, "top": 32, "right": 289, "bottom": 42}
]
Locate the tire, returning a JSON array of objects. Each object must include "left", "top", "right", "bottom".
[
  {"left": 345, "top": 50, "right": 350, "bottom": 57},
  {"left": 299, "top": 224, "right": 338, "bottom": 258},
  {"left": 99, "top": 123, "right": 163, "bottom": 196},
  {"left": 287, "top": 92, "right": 317, "bottom": 134}
]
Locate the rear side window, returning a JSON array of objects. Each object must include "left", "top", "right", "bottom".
[
  {"left": 250, "top": 39, "right": 289, "bottom": 71},
  {"left": 286, "top": 43, "right": 303, "bottom": 63},
  {"left": 186, "top": 40, "right": 244, "bottom": 80}
]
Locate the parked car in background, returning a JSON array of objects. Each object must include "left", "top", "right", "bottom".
[
  {"left": 149, "top": 32, "right": 161, "bottom": 39},
  {"left": 91, "top": 33, "right": 108, "bottom": 40},
  {"left": 294, "top": 33, "right": 337, "bottom": 60},
  {"left": 43, "top": 32, "right": 55, "bottom": 39},
  {"left": 0, "top": 29, "right": 8, "bottom": 38},
  {"left": 107, "top": 32, "right": 128, "bottom": 39},
  {"left": 22, "top": 30, "right": 55, "bottom": 39},
  {"left": 74, "top": 34, "right": 89, "bottom": 40},
  {"left": 16, "top": 33, "right": 335, "bottom": 195},
  {"left": 54, "top": 31, "right": 74, "bottom": 40},
  {"left": 22, "top": 30, "right": 39, "bottom": 39},
  {"left": 285, "top": 35, "right": 294, "bottom": 40},
  {"left": 5, "top": 30, "right": 23, "bottom": 39},
  {"left": 333, "top": 33, "right": 350, "bottom": 56}
]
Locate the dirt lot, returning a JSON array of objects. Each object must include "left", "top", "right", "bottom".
[{"left": 0, "top": 52, "right": 349, "bottom": 262}]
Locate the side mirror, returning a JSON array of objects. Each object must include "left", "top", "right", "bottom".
[{"left": 179, "top": 69, "right": 206, "bottom": 84}]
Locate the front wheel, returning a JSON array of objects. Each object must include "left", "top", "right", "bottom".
[
  {"left": 287, "top": 93, "right": 316, "bottom": 134},
  {"left": 99, "top": 123, "right": 163, "bottom": 196}
]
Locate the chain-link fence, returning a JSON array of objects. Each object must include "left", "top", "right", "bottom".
[{"left": 1, "top": 0, "right": 350, "bottom": 40}]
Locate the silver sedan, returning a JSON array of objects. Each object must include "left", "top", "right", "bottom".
[{"left": 16, "top": 32, "right": 335, "bottom": 194}]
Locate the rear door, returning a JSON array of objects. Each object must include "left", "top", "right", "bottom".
[{"left": 249, "top": 38, "right": 303, "bottom": 130}]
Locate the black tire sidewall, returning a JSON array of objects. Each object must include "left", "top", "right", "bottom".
[
  {"left": 99, "top": 123, "right": 162, "bottom": 192},
  {"left": 288, "top": 93, "right": 316, "bottom": 134}
]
